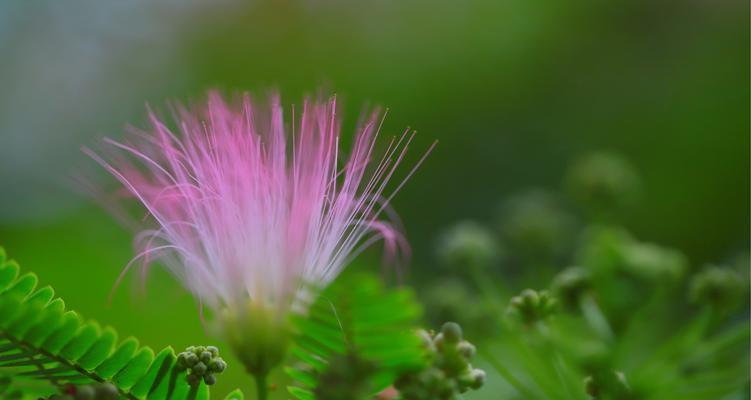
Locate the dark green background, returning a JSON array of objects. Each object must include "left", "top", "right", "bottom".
[{"left": 0, "top": 0, "right": 747, "bottom": 397}]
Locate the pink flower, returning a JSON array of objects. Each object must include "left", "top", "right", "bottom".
[{"left": 85, "top": 91, "right": 433, "bottom": 318}]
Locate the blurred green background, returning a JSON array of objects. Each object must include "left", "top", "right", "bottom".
[{"left": 0, "top": 0, "right": 747, "bottom": 397}]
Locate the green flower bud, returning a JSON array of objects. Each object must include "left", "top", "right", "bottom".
[
  {"left": 193, "top": 361, "right": 207, "bottom": 375},
  {"left": 178, "top": 344, "right": 226, "bottom": 386},
  {"left": 395, "top": 322, "right": 485, "bottom": 400},
  {"left": 176, "top": 353, "right": 189, "bottom": 370},
  {"left": 209, "top": 358, "right": 227, "bottom": 373},
  {"left": 439, "top": 350, "right": 469, "bottom": 377},
  {"left": 437, "top": 221, "right": 500, "bottom": 270},
  {"left": 457, "top": 370, "right": 476, "bottom": 388},
  {"left": 433, "top": 333, "right": 445, "bottom": 350},
  {"left": 498, "top": 189, "right": 575, "bottom": 261},
  {"left": 422, "top": 368, "right": 446, "bottom": 387},
  {"left": 457, "top": 341, "right": 476, "bottom": 359},
  {"left": 222, "top": 302, "right": 290, "bottom": 377},
  {"left": 565, "top": 152, "right": 641, "bottom": 216},
  {"left": 417, "top": 329, "right": 433, "bottom": 347},
  {"left": 441, "top": 322, "right": 463, "bottom": 344},
  {"left": 185, "top": 352, "right": 199, "bottom": 367},
  {"left": 507, "top": 289, "right": 558, "bottom": 324},
  {"left": 469, "top": 369, "right": 485, "bottom": 389}
]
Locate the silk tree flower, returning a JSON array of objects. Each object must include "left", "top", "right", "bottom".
[{"left": 84, "top": 91, "right": 433, "bottom": 386}]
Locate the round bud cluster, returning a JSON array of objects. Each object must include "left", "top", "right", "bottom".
[
  {"left": 507, "top": 289, "right": 558, "bottom": 325},
  {"left": 48, "top": 383, "right": 119, "bottom": 400},
  {"left": 583, "top": 370, "right": 630, "bottom": 399},
  {"left": 498, "top": 189, "right": 575, "bottom": 262},
  {"left": 551, "top": 266, "right": 591, "bottom": 308},
  {"left": 689, "top": 265, "right": 744, "bottom": 310},
  {"left": 395, "top": 322, "right": 485, "bottom": 399},
  {"left": 176, "top": 345, "right": 227, "bottom": 386},
  {"left": 436, "top": 221, "right": 501, "bottom": 271},
  {"left": 565, "top": 152, "right": 641, "bottom": 215}
]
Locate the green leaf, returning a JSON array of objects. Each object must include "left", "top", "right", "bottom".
[
  {"left": 0, "top": 296, "right": 24, "bottom": 328},
  {"left": 0, "top": 262, "right": 19, "bottom": 293},
  {"left": 5, "top": 273, "right": 37, "bottom": 299},
  {"left": 192, "top": 382, "right": 210, "bottom": 400},
  {"left": 113, "top": 347, "right": 154, "bottom": 390},
  {"left": 60, "top": 321, "right": 101, "bottom": 362},
  {"left": 129, "top": 346, "right": 175, "bottom": 399},
  {"left": 95, "top": 337, "right": 139, "bottom": 379},
  {"left": 24, "top": 299, "right": 65, "bottom": 346},
  {"left": 78, "top": 326, "right": 117, "bottom": 370},
  {"left": 288, "top": 386, "right": 315, "bottom": 400},
  {"left": 26, "top": 285, "right": 54, "bottom": 305},
  {"left": 0, "top": 246, "right": 240, "bottom": 400},
  {"left": 223, "top": 389, "right": 245, "bottom": 400},
  {"left": 285, "top": 366, "right": 317, "bottom": 388},
  {"left": 286, "top": 273, "right": 426, "bottom": 399},
  {"left": 6, "top": 300, "right": 46, "bottom": 338},
  {"left": 42, "top": 311, "right": 81, "bottom": 354}
]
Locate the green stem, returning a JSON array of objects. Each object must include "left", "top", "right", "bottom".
[
  {"left": 578, "top": 293, "right": 614, "bottom": 342},
  {"left": 481, "top": 350, "right": 540, "bottom": 400},
  {"left": 254, "top": 373, "right": 268, "bottom": 400},
  {"left": 468, "top": 262, "right": 505, "bottom": 316},
  {"left": 0, "top": 333, "right": 136, "bottom": 399},
  {"left": 533, "top": 323, "right": 577, "bottom": 400}
]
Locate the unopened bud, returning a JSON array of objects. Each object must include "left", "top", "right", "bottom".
[
  {"left": 441, "top": 322, "right": 463, "bottom": 344},
  {"left": 457, "top": 341, "right": 476, "bottom": 359}
]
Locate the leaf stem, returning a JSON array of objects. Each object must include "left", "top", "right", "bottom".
[
  {"left": 578, "top": 293, "right": 613, "bottom": 341},
  {"left": 0, "top": 333, "right": 137, "bottom": 399},
  {"left": 481, "top": 349, "right": 540, "bottom": 400},
  {"left": 254, "top": 373, "right": 268, "bottom": 400},
  {"left": 468, "top": 262, "right": 506, "bottom": 316}
]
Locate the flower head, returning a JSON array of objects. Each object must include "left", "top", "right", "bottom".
[{"left": 86, "top": 91, "right": 432, "bottom": 374}]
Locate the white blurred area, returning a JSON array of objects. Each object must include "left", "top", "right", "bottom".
[{"left": 0, "top": 1, "right": 236, "bottom": 223}]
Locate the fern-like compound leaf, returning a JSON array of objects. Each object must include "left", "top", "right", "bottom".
[
  {"left": 223, "top": 389, "right": 244, "bottom": 400},
  {"left": 0, "top": 247, "right": 216, "bottom": 399},
  {"left": 286, "top": 273, "right": 427, "bottom": 399}
]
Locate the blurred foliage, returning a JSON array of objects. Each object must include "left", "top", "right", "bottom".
[
  {"left": 565, "top": 152, "right": 641, "bottom": 220},
  {"left": 0, "top": 0, "right": 747, "bottom": 398},
  {"left": 421, "top": 151, "right": 749, "bottom": 400},
  {"left": 498, "top": 190, "right": 576, "bottom": 266},
  {"left": 394, "top": 323, "right": 485, "bottom": 400}
]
